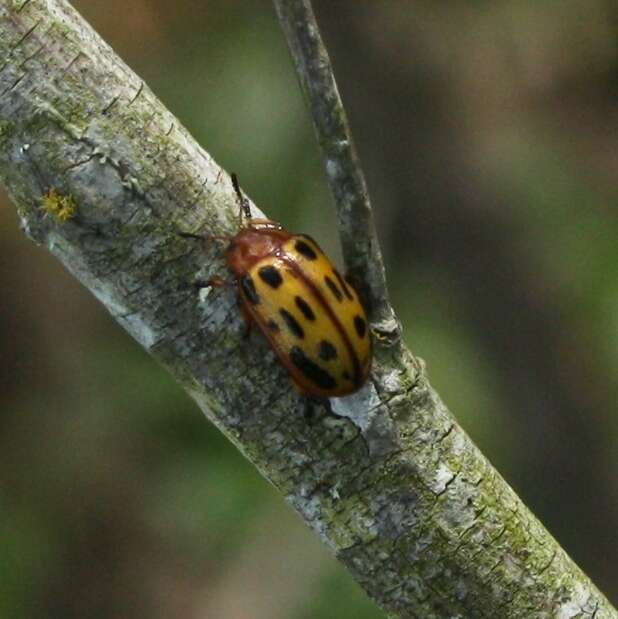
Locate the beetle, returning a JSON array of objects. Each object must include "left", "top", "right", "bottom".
[{"left": 195, "top": 174, "right": 372, "bottom": 398}]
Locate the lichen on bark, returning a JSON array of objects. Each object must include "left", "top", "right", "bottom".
[{"left": 0, "top": 1, "right": 615, "bottom": 618}]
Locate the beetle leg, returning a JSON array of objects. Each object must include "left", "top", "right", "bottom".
[
  {"left": 303, "top": 396, "right": 332, "bottom": 423},
  {"left": 239, "top": 302, "right": 254, "bottom": 339},
  {"left": 303, "top": 398, "right": 317, "bottom": 422},
  {"left": 207, "top": 275, "right": 230, "bottom": 288},
  {"left": 178, "top": 231, "right": 205, "bottom": 243},
  {"left": 190, "top": 275, "right": 235, "bottom": 293}
]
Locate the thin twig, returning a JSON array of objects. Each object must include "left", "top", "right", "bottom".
[{"left": 272, "top": 0, "right": 399, "bottom": 341}]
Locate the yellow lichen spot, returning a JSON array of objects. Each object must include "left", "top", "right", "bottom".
[{"left": 40, "top": 188, "right": 76, "bottom": 223}]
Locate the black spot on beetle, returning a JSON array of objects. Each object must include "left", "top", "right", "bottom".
[
  {"left": 354, "top": 315, "right": 367, "bottom": 338},
  {"left": 240, "top": 274, "right": 259, "bottom": 305},
  {"left": 280, "top": 308, "right": 304, "bottom": 339},
  {"left": 342, "top": 371, "right": 352, "bottom": 381},
  {"left": 295, "top": 238, "right": 318, "bottom": 260},
  {"left": 295, "top": 296, "right": 315, "bottom": 321},
  {"left": 290, "top": 346, "right": 336, "bottom": 390},
  {"left": 333, "top": 269, "right": 353, "bottom": 301},
  {"left": 318, "top": 340, "right": 338, "bottom": 361},
  {"left": 258, "top": 264, "right": 283, "bottom": 289},
  {"left": 324, "top": 275, "right": 343, "bottom": 302},
  {"left": 267, "top": 319, "right": 280, "bottom": 332}
]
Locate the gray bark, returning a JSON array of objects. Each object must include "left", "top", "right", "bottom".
[{"left": 0, "top": 1, "right": 615, "bottom": 617}]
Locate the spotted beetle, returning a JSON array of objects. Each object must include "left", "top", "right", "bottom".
[{"left": 201, "top": 174, "right": 372, "bottom": 398}]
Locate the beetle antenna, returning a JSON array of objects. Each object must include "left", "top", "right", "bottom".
[
  {"left": 231, "top": 172, "right": 252, "bottom": 223},
  {"left": 178, "top": 231, "right": 204, "bottom": 241}
]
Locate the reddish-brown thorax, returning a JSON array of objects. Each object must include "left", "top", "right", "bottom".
[{"left": 225, "top": 221, "right": 291, "bottom": 276}]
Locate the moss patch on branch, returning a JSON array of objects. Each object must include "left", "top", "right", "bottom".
[{"left": 40, "top": 187, "right": 76, "bottom": 222}]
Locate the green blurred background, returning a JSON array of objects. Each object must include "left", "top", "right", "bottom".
[{"left": 1, "top": 1, "right": 617, "bottom": 617}]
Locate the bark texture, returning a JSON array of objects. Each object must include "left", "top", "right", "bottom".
[{"left": 0, "top": 2, "right": 615, "bottom": 618}]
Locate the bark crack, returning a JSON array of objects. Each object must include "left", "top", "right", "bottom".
[
  {"left": 0, "top": 72, "right": 26, "bottom": 99},
  {"left": 61, "top": 153, "right": 96, "bottom": 173},
  {"left": 16, "top": 0, "right": 34, "bottom": 13},
  {"left": 101, "top": 95, "right": 119, "bottom": 115},
  {"left": 10, "top": 18, "right": 41, "bottom": 52},
  {"left": 128, "top": 81, "right": 144, "bottom": 105},
  {"left": 20, "top": 43, "right": 44, "bottom": 66},
  {"left": 61, "top": 51, "right": 85, "bottom": 75},
  {"left": 537, "top": 549, "right": 558, "bottom": 576}
]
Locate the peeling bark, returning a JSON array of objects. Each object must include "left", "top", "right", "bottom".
[{"left": 0, "top": 1, "right": 615, "bottom": 618}]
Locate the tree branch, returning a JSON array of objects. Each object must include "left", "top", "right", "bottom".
[
  {"left": 272, "top": 0, "right": 396, "bottom": 340},
  {"left": 0, "top": 1, "right": 615, "bottom": 618}
]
